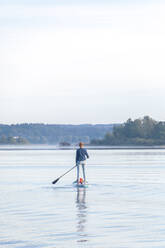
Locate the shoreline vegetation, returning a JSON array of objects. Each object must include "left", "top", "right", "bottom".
[
  {"left": 0, "top": 123, "right": 113, "bottom": 145},
  {"left": 0, "top": 116, "right": 165, "bottom": 146},
  {"left": 91, "top": 116, "right": 165, "bottom": 146}
]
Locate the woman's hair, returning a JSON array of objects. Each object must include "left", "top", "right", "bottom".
[{"left": 79, "top": 142, "right": 84, "bottom": 147}]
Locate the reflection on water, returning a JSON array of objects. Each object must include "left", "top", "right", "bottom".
[
  {"left": 76, "top": 188, "right": 88, "bottom": 243},
  {"left": 1, "top": 149, "right": 165, "bottom": 248}
]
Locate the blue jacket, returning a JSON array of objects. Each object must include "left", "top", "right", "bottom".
[{"left": 76, "top": 148, "right": 89, "bottom": 163}]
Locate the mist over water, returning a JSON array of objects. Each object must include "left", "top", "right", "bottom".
[{"left": 1, "top": 148, "right": 165, "bottom": 247}]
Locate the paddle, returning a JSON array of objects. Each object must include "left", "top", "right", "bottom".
[{"left": 52, "top": 165, "right": 77, "bottom": 184}]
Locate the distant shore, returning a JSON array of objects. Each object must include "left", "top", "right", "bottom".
[{"left": 0, "top": 145, "right": 165, "bottom": 151}]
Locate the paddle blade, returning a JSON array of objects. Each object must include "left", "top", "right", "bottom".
[{"left": 52, "top": 177, "right": 60, "bottom": 184}]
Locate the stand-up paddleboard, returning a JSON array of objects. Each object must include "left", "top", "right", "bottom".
[
  {"left": 73, "top": 182, "right": 88, "bottom": 188},
  {"left": 73, "top": 178, "right": 88, "bottom": 188}
]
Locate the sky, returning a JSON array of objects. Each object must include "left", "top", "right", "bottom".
[{"left": 0, "top": 0, "right": 165, "bottom": 124}]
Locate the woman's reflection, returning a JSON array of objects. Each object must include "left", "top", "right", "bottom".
[{"left": 76, "top": 187, "right": 88, "bottom": 243}]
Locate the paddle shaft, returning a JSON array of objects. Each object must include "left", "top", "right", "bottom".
[
  {"left": 52, "top": 165, "right": 77, "bottom": 184},
  {"left": 59, "top": 165, "right": 77, "bottom": 179}
]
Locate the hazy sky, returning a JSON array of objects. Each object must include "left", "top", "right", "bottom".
[{"left": 0, "top": 0, "right": 165, "bottom": 124}]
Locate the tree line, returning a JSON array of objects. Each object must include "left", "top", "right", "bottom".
[
  {"left": 91, "top": 116, "right": 165, "bottom": 146},
  {"left": 0, "top": 123, "right": 114, "bottom": 145}
]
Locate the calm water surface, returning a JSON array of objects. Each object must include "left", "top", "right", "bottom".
[{"left": 1, "top": 148, "right": 165, "bottom": 248}]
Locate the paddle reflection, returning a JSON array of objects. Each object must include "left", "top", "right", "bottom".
[{"left": 76, "top": 187, "right": 88, "bottom": 243}]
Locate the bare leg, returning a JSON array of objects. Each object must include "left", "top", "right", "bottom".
[
  {"left": 77, "top": 162, "right": 80, "bottom": 182},
  {"left": 82, "top": 164, "right": 86, "bottom": 182}
]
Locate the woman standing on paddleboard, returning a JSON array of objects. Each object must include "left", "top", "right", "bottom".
[{"left": 76, "top": 142, "right": 89, "bottom": 183}]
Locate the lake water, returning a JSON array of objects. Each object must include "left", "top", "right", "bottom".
[{"left": 1, "top": 148, "right": 165, "bottom": 248}]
